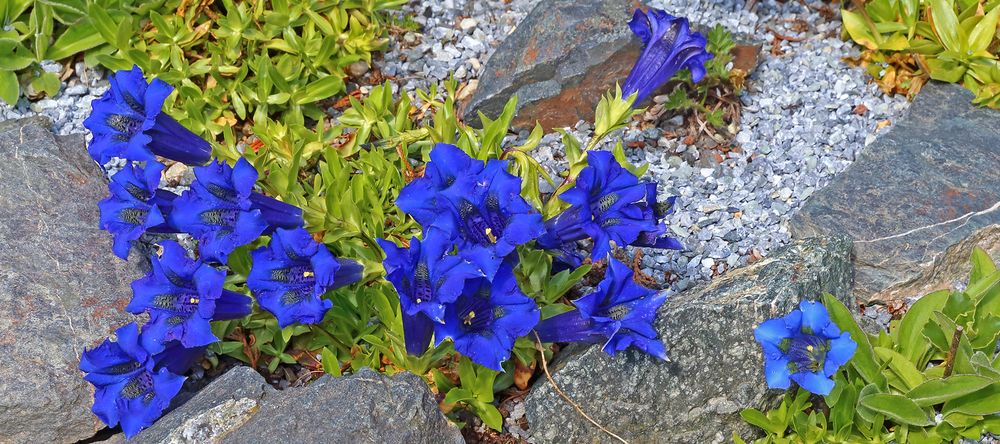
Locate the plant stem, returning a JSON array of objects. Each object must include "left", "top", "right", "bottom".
[
  {"left": 943, "top": 325, "right": 964, "bottom": 378},
  {"left": 533, "top": 332, "right": 629, "bottom": 444}
]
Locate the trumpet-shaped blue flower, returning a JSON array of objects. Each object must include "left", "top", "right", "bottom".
[
  {"left": 79, "top": 323, "right": 185, "bottom": 438},
  {"left": 435, "top": 264, "right": 540, "bottom": 370},
  {"left": 151, "top": 341, "right": 208, "bottom": 375},
  {"left": 396, "top": 143, "right": 484, "bottom": 227},
  {"left": 632, "top": 183, "right": 684, "bottom": 250},
  {"left": 534, "top": 258, "right": 667, "bottom": 360},
  {"left": 539, "top": 152, "right": 681, "bottom": 262},
  {"left": 622, "top": 9, "right": 713, "bottom": 103},
  {"left": 170, "top": 158, "right": 302, "bottom": 263},
  {"left": 99, "top": 162, "right": 178, "bottom": 259},
  {"left": 378, "top": 228, "right": 491, "bottom": 354},
  {"left": 248, "top": 228, "right": 362, "bottom": 328},
  {"left": 397, "top": 144, "right": 544, "bottom": 259},
  {"left": 754, "top": 300, "right": 857, "bottom": 396},
  {"left": 84, "top": 66, "right": 211, "bottom": 166},
  {"left": 128, "top": 241, "right": 251, "bottom": 353}
]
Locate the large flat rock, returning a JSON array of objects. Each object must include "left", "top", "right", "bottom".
[
  {"left": 790, "top": 83, "right": 1000, "bottom": 302},
  {"left": 125, "top": 366, "right": 464, "bottom": 443},
  {"left": 524, "top": 236, "right": 855, "bottom": 443},
  {"left": 0, "top": 117, "right": 138, "bottom": 443},
  {"left": 461, "top": 0, "right": 638, "bottom": 130}
]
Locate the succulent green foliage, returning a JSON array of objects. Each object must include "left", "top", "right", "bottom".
[
  {"left": 87, "top": 0, "right": 405, "bottom": 138},
  {"left": 0, "top": 0, "right": 106, "bottom": 102},
  {"left": 206, "top": 81, "right": 593, "bottom": 430},
  {"left": 659, "top": 24, "right": 741, "bottom": 132},
  {"left": 842, "top": 0, "right": 1000, "bottom": 108},
  {"left": 0, "top": 0, "right": 403, "bottom": 130},
  {"left": 741, "top": 248, "right": 1000, "bottom": 443}
]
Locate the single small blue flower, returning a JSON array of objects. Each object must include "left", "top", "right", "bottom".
[
  {"left": 754, "top": 300, "right": 857, "bottom": 396},
  {"left": 248, "top": 228, "right": 362, "bottom": 328},
  {"left": 84, "top": 65, "right": 211, "bottom": 166},
  {"left": 99, "top": 162, "right": 178, "bottom": 259},
  {"left": 378, "top": 228, "right": 491, "bottom": 354},
  {"left": 79, "top": 323, "right": 185, "bottom": 438},
  {"left": 434, "top": 264, "right": 540, "bottom": 371},
  {"left": 622, "top": 9, "right": 713, "bottom": 104},
  {"left": 396, "top": 143, "right": 485, "bottom": 227},
  {"left": 128, "top": 241, "right": 251, "bottom": 353},
  {"left": 534, "top": 258, "right": 668, "bottom": 360},
  {"left": 169, "top": 158, "right": 267, "bottom": 263},
  {"left": 540, "top": 151, "right": 680, "bottom": 262}
]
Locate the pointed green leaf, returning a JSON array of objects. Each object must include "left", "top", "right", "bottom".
[
  {"left": 859, "top": 393, "right": 934, "bottom": 426},
  {"left": 906, "top": 375, "right": 993, "bottom": 406}
]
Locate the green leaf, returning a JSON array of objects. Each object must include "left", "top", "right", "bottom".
[
  {"left": 0, "top": 70, "right": 19, "bottom": 104},
  {"left": 841, "top": 10, "right": 880, "bottom": 50},
  {"left": 443, "top": 387, "right": 475, "bottom": 404},
  {"left": 822, "top": 293, "right": 886, "bottom": 387},
  {"left": 929, "top": 0, "right": 964, "bottom": 52},
  {"left": 943, "top": 382, "right": 1000, "bottom": 415},
  {"left": 87, "top": 3, "right": 119, "bottom": 48},
  {"left": 471, "top": 401, "right": 503, "bottom": 431},
  {"left": 0, "top": 40, "right": 34, "bottom": 71},
  {"left": 295, "top": 74, "right": 345, "bottom": 104},
  {"left": 45, "top": 22, "right": 105, "bottom": 61},
  {"left": 906, "top": 375, "right": 993, "bottom": 406},
  {"left": 874, "top": 347, "right": 925, "bottom": 391},
  {"left": 30, "top": 71, "right": 60, "bottom": 97},
  {"left": 859, "top": 393, "right": 934, "bottom": 426},
  {"left": 320, "top": 347, "right": 341, "bottom": 376},
  {"left": 898, "top": 289, "right": 950, "bottom": 364},
  {"left": 968, "top": 5, "right": 1000, "bottom": 53},
  {"left": 740, "top": 408, "right": 786, "bottom": 435},
  {"left": 969, "top": 247, "right": 997, "bottom": 286}
]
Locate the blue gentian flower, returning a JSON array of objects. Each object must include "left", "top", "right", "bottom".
[
  {"left": 248, "top": 228, "right": 362, "bottom": 328},
  {"left": 84, "top": 65, "right": 211, "bottom": 166},
  {"left": 632, "top": 183, "right": 684, "bottom": 250},
  {"left": 170, "top": 158, "right": 301, "bottom": 263},
  {"left": 539, "top": 151, "right": 681, "bottom": 262},
  {"left": 79, "top": 323, "right": 185, "bottom": 438},
  {"left": 396, "top": 143, "right": 484, "bottom": 227},
  {"left": 622, "top": 9, "right": 713, "bottom": 103},
  {"left": 439, "top": 157, "right": 545, "bottom": 258},
  {"left": 378, "top": 228, "right": 491, "bottom": 354},
  {"left": 99, "top": 161, "right": 178, "bottom": 259},
  {"left": 754, "top": 300, "right": 857, "bottom": 396},
  {"left": 434, "top": 264, "right": 540, "bottom": 370},
  {"left": 397, "top": 143, "right": 544, "bottom": 259},
  {"left": 534, "top": 258, "right": 667, "bottom": 360},
  {"left": 128, "top": 241, "right": 251, "bottom": 353},
  {"left": 151, "top": 341, "right": 208, "bottom": 375}
]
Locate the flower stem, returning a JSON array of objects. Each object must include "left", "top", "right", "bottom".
[
  {"left": 943, "top": 325, "right": 964, "bottom": 378},
  {"left": 533, "top": 332, "right": 629, "bottom": 444}
]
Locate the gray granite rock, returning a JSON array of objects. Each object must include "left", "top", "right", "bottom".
[
  {"left": 461, "top": 0, "right": 638, "bottom": 130},
  {"left": 790, "top": 83, "right": 1000, "bottom": 303},
  {"left": 524, "top": 236, "right": 855, "bottom": 443},
  {"left": 127, "top": 367, "right": 463, "bottom": 443},
  {"left": 877, "top": 224, "right": 1000, "bottom": 301},
  {"left": 0, "top": 117, "right": 138, "bottom": 443}
]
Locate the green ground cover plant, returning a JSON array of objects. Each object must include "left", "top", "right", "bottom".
[
  {"left": 741, "top": 248, "right": 1000, "bottom": 443},
  {"left": 842, "top": 0, "right": 1000, "bottom": 107}
]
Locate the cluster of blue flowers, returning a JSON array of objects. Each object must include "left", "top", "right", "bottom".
[
  {"left": 78, "top": 66, "right": 361, "bottom": 437},
  {"left": 380, "top": 143, "right": 683, "bottom": 369},
  {"left": 754, "top": 301, "right": 858, "bottom": 395},
  {"left": 377, "top": 7, "right": 712, "bottom": 372}
]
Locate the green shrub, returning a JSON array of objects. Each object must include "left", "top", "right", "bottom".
[
  {"left": 841, "top": 0, "right": 1000, "bottom": 107},
  {"left": 741, "top": 248, "right": 1000, "bottom": 443}
]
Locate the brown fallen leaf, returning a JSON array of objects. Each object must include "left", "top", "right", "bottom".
[
  {"left": 852, "top": 104, "right": 868, "bottom": 115},
  {"left": 513, "top": 358, "right": 536, "bottom": 390}
]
